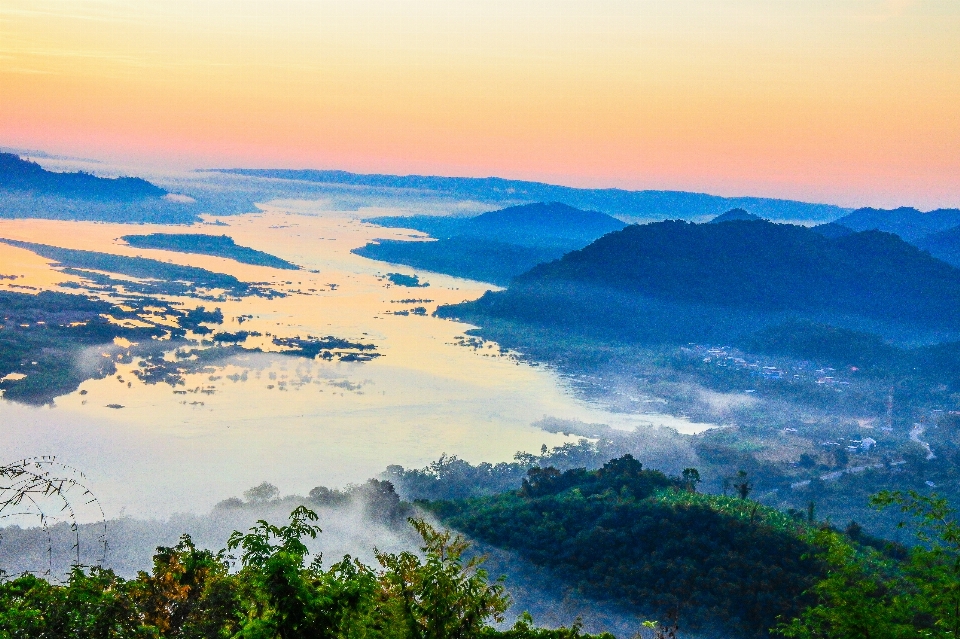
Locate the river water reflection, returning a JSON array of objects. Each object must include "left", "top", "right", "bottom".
[{"left": 0, "top": 202, "right": 714, "bottom": 517}]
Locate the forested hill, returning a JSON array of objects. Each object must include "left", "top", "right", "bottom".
[
  {"left": 512, "top": 219, "right": 960, "bottom": 330},
  {"left": 425, "top": 455, "right": 825, "bottom": 638},
  {"left": 0, "top": 153, "right": 166, "bottom": 201}
]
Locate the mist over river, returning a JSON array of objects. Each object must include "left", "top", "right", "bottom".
[{"left": 0, "top": 193, "right": 713, "bottom": 519}]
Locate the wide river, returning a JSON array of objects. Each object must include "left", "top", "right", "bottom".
[{"left": 0, "top": 202, "right": 713, "bottom": 518}]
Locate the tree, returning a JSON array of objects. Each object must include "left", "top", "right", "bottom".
[
  {"left": 376, "top": 518, "right": 510, "bottom": 639},
  {"left": 133, "top": 534, "right": 240, "bottom": 638},
  {"left": 732, "top": 470, "right": 752, "bottom": 499},
  {"left": 779, "top": 490, "right": 960, "bottom": 638},
  {"left": 227, "top": 506, "right": 380, "bottom": 639},
  {"left": 243, "top": 482, "right": 280, "bottom": 503},
  {"left": 681, "top": 468, "right": 701, "bottom": 493},
  {"left": 775, "top": 528, "right": 912, "bottom": 639}
]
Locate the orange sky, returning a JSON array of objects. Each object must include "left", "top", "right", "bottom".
[{"left": 1, "top": 0, "right": 958, "bottom": 208}]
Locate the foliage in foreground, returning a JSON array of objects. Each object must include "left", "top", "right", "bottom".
[
  {"left": 0, "top": 507, "right": 613, "bottom": 639},
  {"left": 777, "top": 490, "right": 960, "bottom": 639}
]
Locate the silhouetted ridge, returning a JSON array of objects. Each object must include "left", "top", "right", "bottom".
[
  {"left": 709, "top": 208, "right": 761, "bottom": 223},
  {"left": 914, "top": 225, "right": 960, "bottom": 269},
  {"left": 834, "top": 206, "right": 960, "bottom": 241},
  {"left": 0, "top": 153, "right": 166, "bottom": 201},
  {"left": 811, "top": 222, "right": 856, "bottom": 239},
  {"left": 217, "top": 167, "right": 849, "bottom": 221}
]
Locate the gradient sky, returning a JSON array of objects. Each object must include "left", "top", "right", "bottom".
[{"left": 1, "top": 0, "right": 958, "bottom": 208}]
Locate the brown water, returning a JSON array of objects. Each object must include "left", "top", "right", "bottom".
[{"left": 0, "top": 204, "right": 714, "bottom": 517}]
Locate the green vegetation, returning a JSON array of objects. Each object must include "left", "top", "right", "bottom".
[
  {"left": 425, "top": 456, "right": 823, "bottom": 638},
  {"left": 0, "top": 290, "right": 162, "bottom": 404},
  {"left": 122, "top": 234, "right": 299, "bottom": 270},
  {"left": 777, "top": 490, "right": 960, "bottom": 638},
  {"left": 431, "top": 218, "right": 960, "bottom": 543},
  {"left": 0, "top": 507, "right": 612, "bottom": 639},
  {"left": 8, "top": 456, "right": 960, "bottom": 638}
]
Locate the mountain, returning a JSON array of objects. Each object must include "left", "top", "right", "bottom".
[
  {"left": 459, "top": 202, "right": 626, "bottom": 247},
  {"left": 0, "top": 153, "right": 165, "bottom": 201},
  {"left": 354, "top": 203, "right": 626, "bottom": 285},
  {"left": 367, "top": 202, "right": 626, "bottom": 248},
  {"left": 0, "top": 153, "right": 199, "bottom": 224},
  {"left": 709, "top": 208, "right": 761, "bottom": 223},
  {"left": 914, "top": 225, "right": 960, "bottom": 269},
  {"left": 217, "top": 168, "right": 850, "bottom": 222},
  {"left": 518, "top": 220, "right": 960, "bottom": 328},
  {"left": 437, "top": 219, "right": 960, "bottom": 344},
  {"left": 833, "top": 206, "right": 960, "bottom": 242}
]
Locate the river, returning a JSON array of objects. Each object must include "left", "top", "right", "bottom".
[{"left": 0, "top": 197, "right": 714, "bottom": 518}]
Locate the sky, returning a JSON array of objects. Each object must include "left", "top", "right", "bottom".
[{"left": 0, "top": 0, "right": 958, "bottom": 209}]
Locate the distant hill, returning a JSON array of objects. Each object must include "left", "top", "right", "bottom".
[
  {"left": 833, "top": 206, "right": 960, "bottom": 242},
  {"left": 915, "top": 225, "right": 960, "bottom": 269},
  {"left": 121, "top": 233, "right": 299, "bottom": 270},
  {"left": 811, "top": 222, "right": 856, "bottom": 239},
  {"left": 0, "top": 153, "right": 199, "bottom": 224},
  {"left": 0, "top": 153, "right": 165, "bottom": 201},
  {"left": 353, "top": 238, "right": 566, "bottom": 286},
  {"left": 437, "top": 219, "right": 960, "bottom": 345},
  {"left": 366, "top": 202, "right": 626, "bottom": 248},
  {"left": 217, "top": 168, "right": 849, "bottom": 222},
  {"left": 354, "top": 203, "right": 625, "bottom": 284},
  {"left": 517, "top": 220, "right": 960, "bottom": 326},
  {"left": 459, "top": 202, "right": 626, "bottom": 247},
  {"left": 709, "top": 208, "right": 761, "bottom": 223}
]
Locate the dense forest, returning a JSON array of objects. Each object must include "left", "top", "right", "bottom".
[
  {"left": 4, "top": 455, "right": 960, "bottom": 639},
  {"left": 426, "top": 456, "right": 824, "bottom": 638}
]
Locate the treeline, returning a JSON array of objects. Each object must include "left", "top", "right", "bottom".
[
  {"left": 0, "top": 508, "right": 613, "bottom": 639},
  {"left": 6, "top": 457, "right": 960, "bottom": 638}
]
